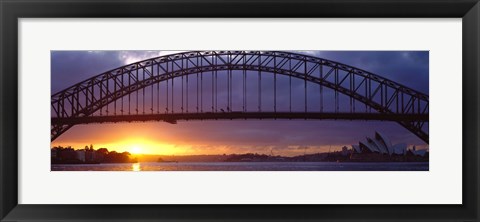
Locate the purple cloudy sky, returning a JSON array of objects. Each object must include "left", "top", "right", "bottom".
[{"left": 51, "top": 51, "right": 429, "bottom": 155}]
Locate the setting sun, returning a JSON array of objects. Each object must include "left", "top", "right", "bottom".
[{"left": 130, "top": 146, "right": 142, "bottom": 154}]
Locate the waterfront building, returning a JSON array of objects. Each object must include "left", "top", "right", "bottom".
[
  {"left": 341, "top": 146, "right": 350, "bottom": 156},
  {"left": 75, "top": 150, "right": 86, "bottom": 162},
  {"left": 407, "top": 148, "right": 428, "bottom": 157},
  {"left": 51, "top": 149, "right": 57, "bottom": 158},
  {"left": 350, "top": 132, "right": 429, "bottom": 162},
  {"left": 352, "top": 131, "right": 407, "bottom": 156}
]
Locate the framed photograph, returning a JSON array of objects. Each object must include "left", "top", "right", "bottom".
[{"left": 1, "top": 0, "right": 479, "bottom": 221}]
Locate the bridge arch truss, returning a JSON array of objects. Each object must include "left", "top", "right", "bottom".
[{"left": 51, "top": 51, "right": 429, "bottom": 143}]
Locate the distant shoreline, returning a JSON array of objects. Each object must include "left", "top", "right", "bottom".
[{"left": 52, "top": 149, "right": 428, "bottom": 165}]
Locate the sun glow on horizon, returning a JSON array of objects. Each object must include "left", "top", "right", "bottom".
[
  {"left": 50, "top": 123, "right": 429, "bottom": 157},
  {"left": 130, "top": 146, "right": 142, "bottom": 154},
  {"left": 52, "top": 135, "right": 180, "bottom": 155}
]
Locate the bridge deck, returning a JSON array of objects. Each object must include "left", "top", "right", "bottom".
[{"left": 52, "top": 112, "right": 429, "bottom": 125}]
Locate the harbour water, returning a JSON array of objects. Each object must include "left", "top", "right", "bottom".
[{"left": 51, "top": 162, "right": 429, "bottom": 171}]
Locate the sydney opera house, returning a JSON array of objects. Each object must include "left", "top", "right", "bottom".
[{"left": 350, "top": 131, "right": 428, "bottom": 162}]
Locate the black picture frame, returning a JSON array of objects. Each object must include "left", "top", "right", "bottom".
[{"left": 1, "top": 0, "right": 479, "bottom": 221}]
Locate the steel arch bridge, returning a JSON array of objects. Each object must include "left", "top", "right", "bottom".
[{"left": 51, "top": 51, "right": 429, "bottom": 143}]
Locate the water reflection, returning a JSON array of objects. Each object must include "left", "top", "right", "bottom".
[
  {"left": 132, "top": 163, "right": 141, "bottom": 171},
  {"left": 51, "top": 162, "right": 429, "bottom": 171}
]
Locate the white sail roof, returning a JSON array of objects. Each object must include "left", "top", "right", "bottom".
[
  {"left": 375, "top": 131, "right": 393, "bottom": 154},
  {"left": 360, "top": 139, "right": 380, "bottom": 153},
  {"left": 353, "top": 132, "right": 423, "bottom": 157},
  {"left": 369, "top": 136, "right": 388, "bottom": 154}
]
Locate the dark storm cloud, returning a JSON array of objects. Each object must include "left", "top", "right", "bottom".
[
  {"left": 51, "top": 50, "right": 429, "bottom": 151},
  {"left": 52, "top": 51, "right": 122, "bottom": 93},
  {"left": 51, "top": 51, "right": 174, "bottom": 93},
  {"left": 293, "top": 51, "right": 429, "bottom": 94}
]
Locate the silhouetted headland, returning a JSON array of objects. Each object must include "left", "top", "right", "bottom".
[{"left": 51, "top": 145, "right": 137, "bottom": 164}]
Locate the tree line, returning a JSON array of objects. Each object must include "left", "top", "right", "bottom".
[{"left": 51, "top": 145, "right": 137, "bottom": 164}]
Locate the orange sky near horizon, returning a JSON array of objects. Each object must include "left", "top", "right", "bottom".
[
  {"left": 51, "top": 121, "right": 429, "bottom": 157},
  {"left": 50, "top": 121, "right": 360, "bottom": 157}
]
